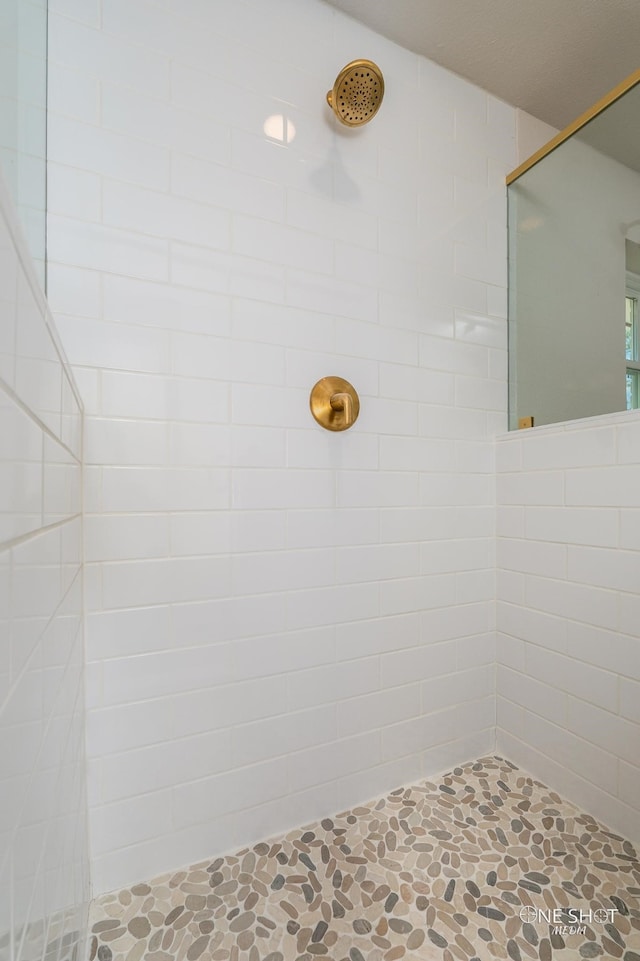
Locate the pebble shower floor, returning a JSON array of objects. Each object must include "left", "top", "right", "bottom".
[{"left": 88, "top": 757, "right": 640, "bottom": 961}]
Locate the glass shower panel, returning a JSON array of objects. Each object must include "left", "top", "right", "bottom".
[
  {"left": 0, "top": 0, "right": 47, "bottom": 287},
  {"left": 507, "top": 79, "right": 640, "bottom": 428}
]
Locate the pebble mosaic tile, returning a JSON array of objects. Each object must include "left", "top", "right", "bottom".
[{"left": 88, "top": 756, "right": 640, "bottom": 961}]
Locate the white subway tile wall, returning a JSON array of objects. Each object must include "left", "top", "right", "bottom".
[
  {"left": 0, "top": 170, "right": 89, "bottom": 961},
  {"left": 496, "top": 412, "right": 640, "bottom": 843},
  {"left": 47, "top": 0, "right": 515, "bottom": 894}
]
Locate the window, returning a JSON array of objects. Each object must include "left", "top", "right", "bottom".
[{"left": 626, "top": 276, "right": 640, "bottom": 410}]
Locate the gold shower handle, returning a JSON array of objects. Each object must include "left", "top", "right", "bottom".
[
  {"left": 330, "top": 391, "right": 353, "bottom": 426},
  {"left": 310, "top": 377, "right": 360, "bottom": 431}
]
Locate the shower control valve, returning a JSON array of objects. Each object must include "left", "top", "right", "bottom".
[{"left": 310, "top": 377, "right": 360, "bottom": 431}]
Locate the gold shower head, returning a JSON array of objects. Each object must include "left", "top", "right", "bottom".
[{"left": 326, "top": 59, "right": 384, "bottom": 126}]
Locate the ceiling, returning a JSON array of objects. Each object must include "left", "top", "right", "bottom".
[{"left": 324, "top": 0, "right": 640, "bottom": 130}]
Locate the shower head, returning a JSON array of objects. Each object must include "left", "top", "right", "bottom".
[{"left": 326, "top": 59, "right": 384, "bottom": 126}]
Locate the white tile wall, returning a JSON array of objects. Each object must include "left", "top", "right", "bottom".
[
  {"left": 48, "top": 0, "right": 516, "bottom": 894},
  {"left": 0, "top": 168, "right": 89, "bottom": 961},
  {"left": 496, "top": 412, "right": 640, "bottom": 843}
]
